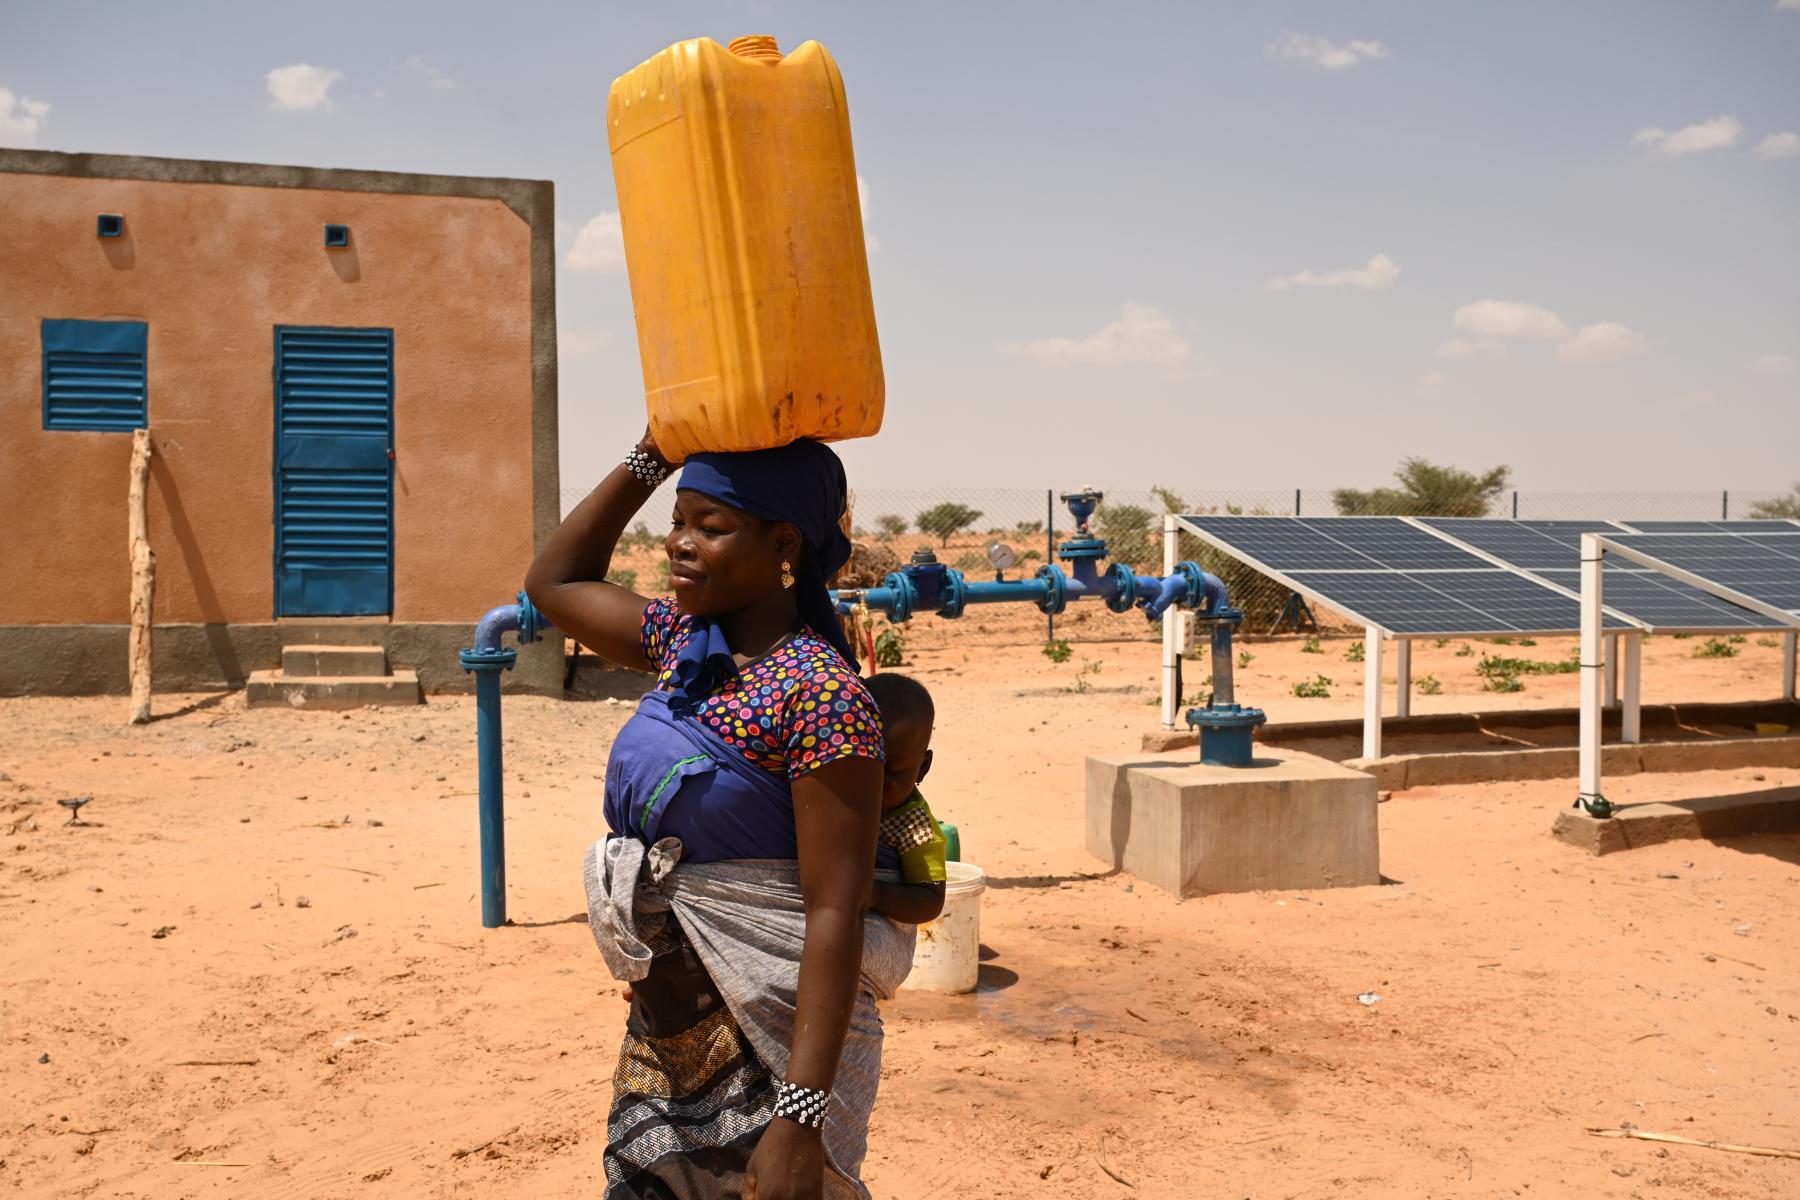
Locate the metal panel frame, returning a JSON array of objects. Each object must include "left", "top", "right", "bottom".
[
  {"left": 1595, "top": 534, "right": 1800, "bottom": 629},
  {"left": 1405, "top": 518, "right": 1780, "bottom": 634}
]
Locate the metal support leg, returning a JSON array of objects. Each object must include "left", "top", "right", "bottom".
[
  {"left": 1621, "top": 631, "right": 1643, "bottom": 745},
  {"left": 1604, "top": 633, "right": 1619, "bottom": 709},
  {"left": 1395, "top": 638, "right": 1412, "bottom": 719},
  {"left": 1363, "top": 627, "right": 1383, "bottom": 760},
  {"left": 1785, "top": 631, "right": 1797, "bottom": 702},
  {"left": 1160, "top": 515, "right": 1178, "bottom": 731},
  {"left": 1577, "top": 535, "right": 1610, "bottom": 816}
]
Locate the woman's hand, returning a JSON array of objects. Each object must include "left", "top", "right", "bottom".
[{"left": 745, "top": 1118, "right": 826, "bottom": 1200}]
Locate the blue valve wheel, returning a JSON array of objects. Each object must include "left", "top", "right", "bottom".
[{"left": 1104, "top": 562, "right": 1137, "bottom": 613}]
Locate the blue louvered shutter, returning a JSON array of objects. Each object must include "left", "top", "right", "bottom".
[
  {"left": 274, "top": 326, "right": 394, "bottom": 617},
  {"left": 42, "top": 319, "right": 148, "bottom": 431}
]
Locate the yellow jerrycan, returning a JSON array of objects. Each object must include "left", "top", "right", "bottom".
[{"left": 607, "top": 34, "right": 883, "bottom": 461}]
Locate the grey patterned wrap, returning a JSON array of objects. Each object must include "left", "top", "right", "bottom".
[{"left": 584, "top": 835, "right": 917, "bottom": 1198}]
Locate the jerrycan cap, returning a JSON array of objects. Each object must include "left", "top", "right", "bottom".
[{"left": 728, "top": 35, "right": 784, "bottom": 62}]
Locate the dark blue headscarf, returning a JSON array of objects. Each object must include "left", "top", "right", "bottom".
[{"left": 669, "top": 439, "right": 857, "bottom": 704}]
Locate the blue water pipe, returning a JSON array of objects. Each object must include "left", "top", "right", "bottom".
[
  {"left": 459, "top": 591, "right": 554, "bottom": 928},
  {"left": 833, "top": 488, "right": 1265, "bottom": 765}
]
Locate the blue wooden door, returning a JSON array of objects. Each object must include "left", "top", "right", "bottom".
[{"left": 274, "top": 326, "right": 395, "bottom": 617}]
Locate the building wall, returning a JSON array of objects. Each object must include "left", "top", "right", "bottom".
[{"left": 0, "top": 151, "right": 560, "bottom": 693}]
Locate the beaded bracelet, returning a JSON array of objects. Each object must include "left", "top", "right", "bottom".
[
  {"left": 624, "top": 446, "right": 670, "bottom": 488},
  {"left": 772, "top": 1079, "right": 831, "bottom": 1130}
]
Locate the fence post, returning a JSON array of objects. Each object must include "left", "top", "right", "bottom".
[
  {"left": 1511, "top": 490, "right": 1519, "bottom": 519},
  {"left": 1294, "top": 488, "right": 1301, "bottom": 517},
  {"left": 1722, "top": 490, "right": 1729, "bottom": 520},
  {"left": 1045, "top": 489, "right": 1054, "bottom": 643}
]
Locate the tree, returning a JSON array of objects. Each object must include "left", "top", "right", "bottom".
[
  {"left": 1095, "top": 503, "right": 1155, "bottom": 563},
  {"left": 915, "top": 502, "right": 983, "bottom": 546},
  {"left": 876, "top": 513, "right": 908, "bottom": 537},
  {"left": 1334, "top": 458, "right": 1510, "bottom": 517},
  {"left": 1749, "top": 483, "right": 1800, "bottom": 520}
]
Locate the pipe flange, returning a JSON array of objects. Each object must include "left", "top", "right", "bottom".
[
  {"left": 1174, "top": 562, "right": 1208, "bottom": 611},
  {"left": 515, "top": 591, "right": 545, "bottom": 644},
  {"left": 938, "top": 568, "right": 968, "bottom": 619},
  {"left": 1034, "top": 564, "right": 1069, "bottom": 615},
  {"left": 880, "top": 571, "right": 917, "bottom": 624},
  {"left": 459, "top": 646, "right": 518, "bottom": 673},
  {"left": 1104, "top": 562, "right": 1137, "bottom": 613}
]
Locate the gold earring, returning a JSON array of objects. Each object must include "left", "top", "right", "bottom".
[{"left": 780, "top": 561, "right": 795, "bottom": 590}]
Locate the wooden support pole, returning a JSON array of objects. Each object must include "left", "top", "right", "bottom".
[{"left": 129, "top": 428, "right": 155, "bottom": 725}]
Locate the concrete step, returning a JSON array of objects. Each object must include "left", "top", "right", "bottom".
[
  {"left": 246, "top": 669, "right": 422, "bottom": 710},
  {"left": 282, "top": 644, "right": 390, "bottom": 678}
]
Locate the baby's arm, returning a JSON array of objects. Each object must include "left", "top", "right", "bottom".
[{"left": 869, "top": 879, "right": 946, "bottom": 924}]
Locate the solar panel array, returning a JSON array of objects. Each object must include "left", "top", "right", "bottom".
[
  {"left": 1177, "top": 516, "right": 1624, "bottom": 636},
  {"left": 1600, "top": 531, "right": 1800, "bottom": 619},
  {"left": 1419, "top": 518, "right": 1778, "bottom": 631}
]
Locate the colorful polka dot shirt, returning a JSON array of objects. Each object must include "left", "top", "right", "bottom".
[{"left": 640, "top": 597, "right": 885, "bottom": 779}]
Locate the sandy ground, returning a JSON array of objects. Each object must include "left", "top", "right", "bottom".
[{"left": 3, "top": 621, "right": 1798, "bottom": 1198}]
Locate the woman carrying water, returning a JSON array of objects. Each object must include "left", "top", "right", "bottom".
[{"left": 525, "top": 432, "right": 910, "bottom": 1200}]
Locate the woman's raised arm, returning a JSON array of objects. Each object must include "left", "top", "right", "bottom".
[{"left": 523, "top": 431, "right": 668, "bottom": 672}]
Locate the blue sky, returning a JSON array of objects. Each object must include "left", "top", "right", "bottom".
[{"left": 5, "top": 1, "right": 1797, "bottom": 493}]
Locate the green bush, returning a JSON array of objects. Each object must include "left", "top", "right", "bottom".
[
  {"left": 1043, "top": 638, "right": 1073, "bottom": 664},
  {"left": 874, "top": 628, "right": 906, "bottom": 667},
  {"left": 1693, "top": 638, "right": 1738, "bottom": 659},
  {"left": 1344, "top": 641, "right": 1364, "bottom": 663},
  {"left": 916, "top": 503, "right": 983, "bottom": 546},
  {"left": 1455, "top": 643, "right": 1475, "bottom": 657},
  {"left": 1415, "top": 674, "right": 1443, "bottom": 695},
  {"left": 1237, "top": 649, "right": 1254, "bottom": 669},
  {"left": 1301, "top": 636, "right": 1323, "bottom": 654},
  {"left": 1292, "top": 674, "right": 1333, "bottom": 698},
  {"left": 876, "top": 514, "right": 907, "bottom": 537}
]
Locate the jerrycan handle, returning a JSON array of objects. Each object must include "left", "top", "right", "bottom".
[{"left": 728, "top": 34, "right": 785, "bottom": 62}]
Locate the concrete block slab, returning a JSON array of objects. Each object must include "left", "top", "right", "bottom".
[
  {"left": 281, "top": 644, "right": 389, "bottom": 678},
  {"left": 1553, "top": 787, "right": 1800, "bottom": 855},
  {"left": 246, "top": 669, "right": 422, "bottom": 709},
  {"left": 1087, "top": 747, "right": 1380, "bottom": 897}
]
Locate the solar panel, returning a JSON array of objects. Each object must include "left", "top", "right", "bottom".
[
  {"left": 1184, "top": 517, "right": 1495, "bottom": 572},
  {"left": 1419, "top": 518, "right": 1779, "bottom": 631},
  {"left": 1420, "top": 518, "right": 1618, "bottom": 569},
  {"left": 1536, "top": 570, "right": 1771, "bottom": 630},
  {"left": 1178, "top": 515, "right": 1628, "bottom": 636},
  {"left": 1287, "top": 570, "right": 1617, "bottom": 635},
  {"left": 1602, "top": 534, "right": 1800, "bottom": 615},
  {"left": 1617, "top": 520, "right": 1800, "bottom": 534}
]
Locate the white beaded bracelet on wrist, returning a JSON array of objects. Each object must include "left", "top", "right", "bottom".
[
  {"left": 772, "top": 1079, "right": 831, "bottom": 1130},
  {"left": 624, "top": 446, "right": 670, "bottom": 488}
]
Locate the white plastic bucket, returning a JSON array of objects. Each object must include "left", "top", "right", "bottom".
[{"left": 901, "top": 861, "right": 986, "bottom": 994}]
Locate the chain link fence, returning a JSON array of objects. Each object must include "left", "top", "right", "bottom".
[{"left": 561, "top": 482, "right": 1795, "bottom": 641}]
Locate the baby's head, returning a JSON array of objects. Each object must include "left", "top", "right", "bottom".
[{"left": 863, "top": 672, "right": 934, "bottom": 811}]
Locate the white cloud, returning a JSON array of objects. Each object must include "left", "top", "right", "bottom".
[
  {"left": 1556, "top": 321, "right": 1649, "bottom": 365},
  {"left": 559, "top": 329, "right": 612, "bottom": 358},
  {"left": 1780, "top": 1, "right": 1800, "bottom": 10},
  {"left": 266, "top": 63, "right": 344, "bottom": 112},
  {"left": 1436, "top": 337, "right": 1503, "bottom": 360},
  {"left": 1755, "top": 132, "right": 1800, "bottom": 160},
  {"left": 1001, "top": 303, "right": 1191, "bottom": 367},
  {"left": 567, "top": 211, "right": 625, "bottom": 273},
  {"left": 1265, "top": 253, "right": 1398, "bottom": 292},
  {"left": 1676, "top": 389, "right": 1721, "bottom": 409},
  {"left": 1265, "top": 32, "right": 1390, "bottom": 70},
  {"left": 407, "top": 55, "right": 456, "bottom": 90},
  {"left": 1750, "top": 353, "right": 1798, "bottom": 374},
  {"left": 1454, "top": 300, "right": 1569, "bottom": 341},
  {"left": 1417, "top": 372, "right": 1446, "bottom": 388},
  {"left": 1632, "top": 114, "right": 1742, "bottom": 157},
  {"left": 0, "top": 86, "right": 50, "bottom": 147},
  {"left": 856, "top": 174, "right": 877, "bottom": 253}
]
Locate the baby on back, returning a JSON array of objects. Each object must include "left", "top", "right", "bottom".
[{"left": 862, "top": 672, "right": 947, "bottom": 925}]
